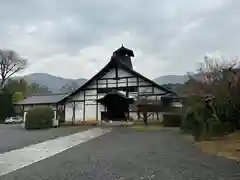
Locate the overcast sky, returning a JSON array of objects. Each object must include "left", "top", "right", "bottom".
[{"left": 0, "top": 0, "right": 239, "bottom": 79}]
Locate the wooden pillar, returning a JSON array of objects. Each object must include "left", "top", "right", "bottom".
[
  {"left": 83, "top": 91, "right": 86, "bottom": 122},
  {"left": 137, "top": 77, "right": 140, "bottom": 120},
  {"left": 96, "top": 80, "right": 98, "bottom": 121},
  {"left": 72, "top": 101, "right": 76, "bottom": 124}
]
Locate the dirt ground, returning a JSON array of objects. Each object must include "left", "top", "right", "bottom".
[{"left": 195, "top": 131, "right": 240, "bottom": 161}]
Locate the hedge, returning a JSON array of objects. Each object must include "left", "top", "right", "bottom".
[
  {"left": 162, "top": 113, "right": 182, "bottom": 127},
  {"left": 25, "top": 106, "right": 54, "bottom": 129},
  {"left": 209, "top": 122, "right": 234, "bottom": 137},
  {"left": 181, "top": 116, "right": 200, "bottom": 135}
]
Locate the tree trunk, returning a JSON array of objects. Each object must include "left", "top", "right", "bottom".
[{"left": 143, "top": 112, "right": 148, "bottom": 125}]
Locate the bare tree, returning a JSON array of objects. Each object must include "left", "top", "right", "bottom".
[
  {"left": 184, "top": 56, "right": 239, "bottom": 95},
  {"left": 197, "top": 56, "right": 238, "bottom": 85},
  {"left": 0, "top": 50, "right": 27, "bottom": 88},
  {"left": 184, "top": 55, "right": 240, "bottom": 136}
]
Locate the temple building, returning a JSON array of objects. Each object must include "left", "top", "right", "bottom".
[{"left": 16, "top": 46, "right": 176, "bottom": 123}]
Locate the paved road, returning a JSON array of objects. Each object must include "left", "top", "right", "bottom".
[
  {"left": 0, "top": 124, "right": 91, "bottom": 153},
  {"left": 1, "top": 128, "right": 239, "bottom": 180}
]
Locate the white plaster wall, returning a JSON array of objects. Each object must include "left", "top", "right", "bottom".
[
  {"left": 156, "top": 96, "right": 161, "bottom": 100},
  {"left": 102, "top": 68, "right": 116, "bottom": 79},
  {"left": 71, "top": 91, "right": 84, "bottom": 101},
  {"left": 71, "top": 89, "right": 97, "bottom": 101},
  {"left": 23, "top": 112, "right": 27, "bottom": 122},
  {"left": 95, "top": 79, "right": 106, "bottom": 88},
  {"left": 128, "top": 78, "right": 137, "bottom": 86},
  {"left": 139, "top": 87, "right": 150, "bottom": 93},
  {"left": 65, "top": 103, "right": 73, "bottom": 122},
  {"left": 98, "top": 94, "right": 105, "bottom": 99},
  {"left": 107, "top": 79, "right": 116, "bottom": 87},
  {"left": 85, "top": 89, "right": 97, "bottom": 96},
  {"left": 98, "top": 104, "right": 105, "bottom": 121},
  {"left": 75, "top": 102, "right": 84, "bottom": 122},
  {"left": 139, "top": 81, "right": 149, "bottom": 86},
  {"left": 153, "top": 87, "right": 165, "bottom": 94},
  {"left": 117, "top": 81, "right": 127, "bottom": 87},
  {"left": 146, "top": 96, "right": 157, "bottom": 100},
  {"left": 117, "top": 68, "right": 131, "bottom": 77},
  {"left": 129, "top": 112, "right": 138, "bottom": 120},
  {"left": 172, "top": 101, "right": 183, "bottom": 108},
  {"left": 138, "top": 87, "right": 165, "bottom": 95},
  {"left": 129, "top": 92, "right": 138, "bottom": 98},
  {"left": 97, "top": 83, "right": 106, "bottom": 88},
  {"left": 85, "top": 105, "right": 97, "bottom": 121},
  {"left": 65, "top": 102, "right": 85, "bottom": 122}
]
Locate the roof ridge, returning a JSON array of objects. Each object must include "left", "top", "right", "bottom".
[{"left": 59, "top": 54, "right": 176, "bottom": 103}]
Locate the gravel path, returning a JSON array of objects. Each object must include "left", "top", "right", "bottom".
[
  {"left": 0, "top": 124, "right": 91, "bottom": 153},
  {"left": 1, "top": 128, "right": 239, "bottom": 180}
]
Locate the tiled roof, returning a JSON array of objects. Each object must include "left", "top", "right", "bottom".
[{"left": 14, "top": 93, "right": 69, "bottom": 105}]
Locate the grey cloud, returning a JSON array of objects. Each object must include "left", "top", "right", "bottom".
[
  {"left": 163, "top": 0, "right": 240, "bottom": 72},
  {"left": 0, "top": 0, "right": 239, "bottom": 78}
]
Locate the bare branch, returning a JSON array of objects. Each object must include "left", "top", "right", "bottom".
[
  {"left": 184, "top": 55, "right": 240, "bottom": 96},
  {"left": 0, "top": 49, "right": 27, "bottom": 88}
]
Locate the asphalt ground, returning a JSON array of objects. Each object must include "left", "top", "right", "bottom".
[
  {"left": 0, "top": 124, "right": 91, "bottom": 154},
  {"left": 1, "top": 127, "right": 239, "bottom": 180}
]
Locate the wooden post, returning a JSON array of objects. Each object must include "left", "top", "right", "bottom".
[{"left": 72, "top": 101, "right": 76, "bottom": 124}]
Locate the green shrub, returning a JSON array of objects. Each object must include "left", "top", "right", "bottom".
[
  {"left": 181, "top": 112, "right": 198, "bottom": 134},
  {"left": 25, "top": 106, "right": 54, "bottom": 129},
  {"left": 209, "top": 122, "right": 234, "bottom": 137},
  {"left": 180, "top": 107, "right": 205, "bottom": 141},
  {"left": 162, "top": 113, "right": 182, "bottom": 127}
]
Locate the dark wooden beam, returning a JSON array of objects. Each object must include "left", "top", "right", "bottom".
[
  {"left": 97, "top": 86, "right": 138, "bottom": 93},
  {"left": 138, "top": 93, "right": 167, "bottom": 96},
  {"left": 73, "top": 101, "right": 76, "bottom": 124},
  {"left": 99, "top": 76, "right": 135, "bottom": 80},
  {"left": 83, "top": 91, "right": 85, "bottom": 121},
  {"left": 83, "top": 84, "right": 155, "bottom": 90},
  {"left": 115, "top": 66, "right": 118, "bottom": 79},
  {"left": 67, "top": 100, "right": 84, "bottom": 102},
  {"left": 96, "top": 79, "right": 98, "bottom": 121},
  {"left": 137, "top": 76, "right": 140, "bottom": 120},
  {"left": 85, "top": 94, "right": 98, "bottom": 97}
]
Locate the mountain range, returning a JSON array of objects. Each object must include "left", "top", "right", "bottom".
[
  {"left": 21, "top": 73, "right": 87, "bottom": 93},
  {"left": 154, "top": 75, "right": 188, "bottom": 85},
  {"left": 18, "top": 73, "right": 187, "bottom": 93}
]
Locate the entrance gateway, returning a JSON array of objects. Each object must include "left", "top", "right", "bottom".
[
  {"left": 59, "top": 45, "right": 175, "bottom": 123},
  {"left": 97, "top": 92, "right": 134, "bottom": 121}
]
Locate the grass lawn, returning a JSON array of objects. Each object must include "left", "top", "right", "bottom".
[
  {"left": 130, "top": 120, "right": 163, "bottom": 131},
  {"left": 174, "top": 130, "right": 240, "bottom": 161},
  {"left": 61, "top": 120, "right": 98, "bottom": 127},
  {"left": 195, "top": 131, "right": 240, "bottom": 161},
  {"left": 148, "top": 123, "right": 240, "bottom": 161}
]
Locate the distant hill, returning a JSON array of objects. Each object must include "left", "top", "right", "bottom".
[
  {"left": 21, "top": 73, "right": 87, "bottom": 93},
  {"left": 153, "top": 75, "right": 188, "bottom": 85},
  {"left": 13, "top": 73, "right": 189, "bottom": 93}
]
